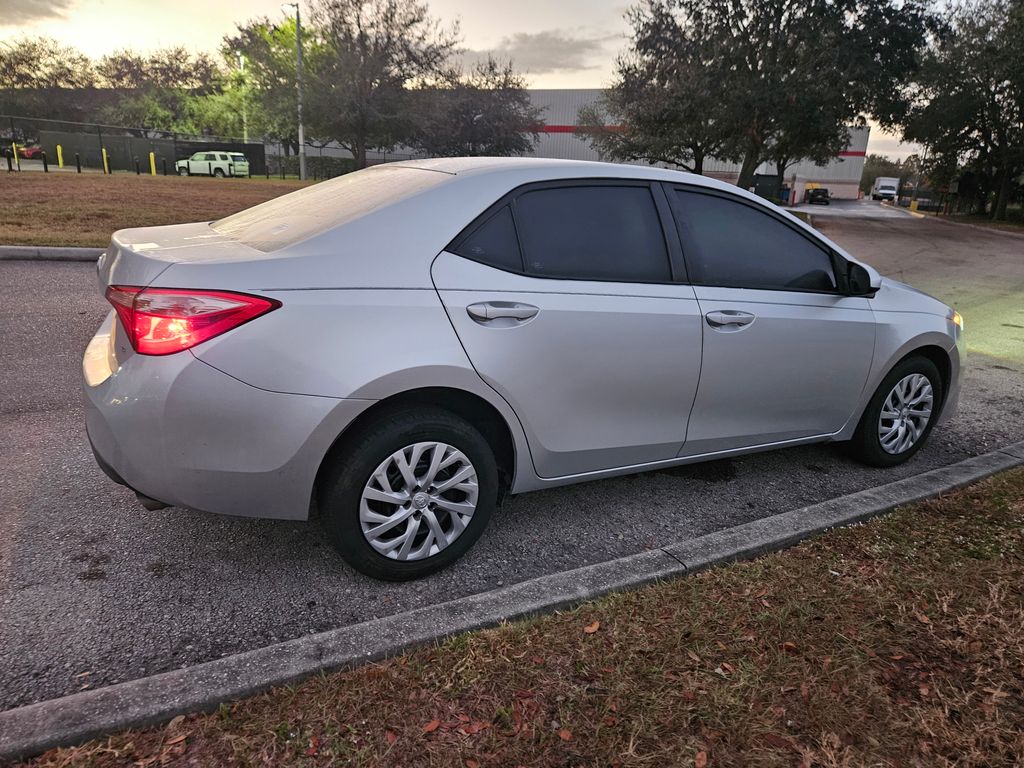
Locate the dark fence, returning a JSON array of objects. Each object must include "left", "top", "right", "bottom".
[{"left": 2, "top": 114, "right": 267, "bottom": 175}]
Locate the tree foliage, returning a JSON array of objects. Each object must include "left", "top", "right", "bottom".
[
  {"left": 409, "top": 57, "right": 541, "bottom": 157},
  {"left": 898, "top": 0, "right": 1024, "bottom": 219},
  {"left": 305, "top": 0, "right": 461, "bottom": 167},
  {"left": 586, "top": 0, "right": 930, "bottom": 187}
]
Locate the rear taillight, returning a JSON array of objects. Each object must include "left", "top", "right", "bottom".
[{"left": 105, "top": 285, "right": 280, "bottom": 356}]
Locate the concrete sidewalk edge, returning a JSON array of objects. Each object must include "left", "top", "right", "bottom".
[
  {"left": 0, "top": 245, "right": 102, "bottom": 262},
  {"left": 2, "top": 442, "right": 1023, "bottom": 762}
]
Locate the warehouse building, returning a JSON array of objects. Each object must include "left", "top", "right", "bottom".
[{"left": 524, "top": 89, "right": 869, "bottom": 201}]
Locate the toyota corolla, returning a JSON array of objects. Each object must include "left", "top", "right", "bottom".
[{"left": 83, "top": 158, "right": 963, "bottom": 580}]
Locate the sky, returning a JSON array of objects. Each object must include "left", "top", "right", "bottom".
[{"left": 0, "top": 0, "right": 920, "bottom": 159}]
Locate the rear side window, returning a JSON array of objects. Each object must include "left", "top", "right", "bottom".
[
  {"left": 203, "top": 153, "right": 216, "bottom": 161},
  {"left": 514, "top": 186, "right": 671, "bottom": 282},
  {"left": 453, "top": 206, "right": 523, "bottom": 272},
  {"left": 672, "top": 190, "right": 836, "bottom": 292}
]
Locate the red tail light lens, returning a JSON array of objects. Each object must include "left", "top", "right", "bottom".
[{"left": 105, "top": 285, "right": 280, "bottom": 356}]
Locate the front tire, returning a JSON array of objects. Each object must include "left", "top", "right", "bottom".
[
  {"left": 319, "top": 408, "right": 498, "bottom": 581},
  {"left": 848, "top": 356, "right": 943, "bottom": 467},
  {"left": 177, "top": 167, "right": 189, "bottom": 176}
]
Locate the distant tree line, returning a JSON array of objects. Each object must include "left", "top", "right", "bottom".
[
  {"left": 579, "top": 0, "right": 932, "bottom": 189},
  {"left": 895, "top": 0, "right": 1023, "bottom": 220},
  {"left": 0, "top": 0, "right": 541, "bottom": 169}
]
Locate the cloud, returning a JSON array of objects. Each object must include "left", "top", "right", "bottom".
[
  {"left": 0, "top": 0, "right": 75, "bottom": 24},
  {"left": 464, "top": 29, "right": 616, "bottom": 74}
]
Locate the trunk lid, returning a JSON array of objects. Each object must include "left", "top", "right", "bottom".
[{"left": 97, "top": 221, "right": 274, "bottom": 290}]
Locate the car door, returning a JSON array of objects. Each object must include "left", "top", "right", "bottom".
[
  {"left": 667, "top": 186, "right": 876, "bottom": 456},
  {"left": 432, "top": 181, "right": 704, "bottom": 479}
]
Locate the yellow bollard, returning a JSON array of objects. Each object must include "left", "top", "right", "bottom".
[
  {"left": 57, "top": 144, "right": 64, "bottom": 168},
  {"left": 102, "top": 147, "right": 109, "bottom": 174},
  {"left": 910, "top": 200, "right": 919, "bottom": 212},
  {"left": 149, "top": 151, "right": 156, "bottom": 176},
  {"left": 11, "top": 143, "right": 20, "bottom": 171}
]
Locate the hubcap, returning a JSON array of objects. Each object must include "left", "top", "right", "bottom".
[
  {"left": 359, "top": 442, "right": 478, "bottom": 561},
  {"left": 878, "top": 373, "right": 933, "bottom": 455}
]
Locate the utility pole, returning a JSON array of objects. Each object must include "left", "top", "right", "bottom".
[
  {"left": 236, "top": 52, "right": 248, "bottom": 143},
  {"left": 283, "top": 2, "right": 307, "bottom": 181}
]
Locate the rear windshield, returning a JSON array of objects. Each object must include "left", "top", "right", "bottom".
[
  {"left": 212, "top": 166, "right": 449, "bottom": 252},
  {"left": 230, "top": 154, "right": 247, "bottom": 162}
]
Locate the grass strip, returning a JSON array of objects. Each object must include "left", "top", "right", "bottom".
[
  {"left": 0, "top": 174, "right": 308, "bottom": 247},
  {"left": 20, "top": 468, "right": 1024, "bottom": 767}
]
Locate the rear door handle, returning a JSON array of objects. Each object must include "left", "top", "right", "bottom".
[
  {"left": 467, "top": 302, "right": 539, "bottom": 323},
  {"left": 705, "top": 310, "right": 756, "bottom": 328}
]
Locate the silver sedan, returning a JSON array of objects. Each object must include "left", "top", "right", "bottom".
[{"left": 83, "top": 158, "right": 963, "bottom": 580}]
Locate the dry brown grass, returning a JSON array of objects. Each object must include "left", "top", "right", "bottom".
[
  {"left": 0, "top": 173, "right": 310, "bottom": 247},
  {"left": 19, "top": 468, "right": 1024, "bottom": 768}
]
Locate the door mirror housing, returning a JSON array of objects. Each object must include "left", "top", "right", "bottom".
[{"left": 841, "top": 261, "right": 879, "bottom": 297}]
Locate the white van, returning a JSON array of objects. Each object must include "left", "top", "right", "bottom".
[{"left": 871, "top": 176, "right": 900, "bottom": 201}]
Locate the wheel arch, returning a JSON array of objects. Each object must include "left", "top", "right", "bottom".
[{"left": 312, "top": 386, "right": 520, "bottom": 517}]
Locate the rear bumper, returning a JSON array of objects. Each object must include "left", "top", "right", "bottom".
[{"left": 83, "top": 314, "right": 373, "bottom": 520}]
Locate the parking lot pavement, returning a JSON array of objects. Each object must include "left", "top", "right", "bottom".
[
  {"left": 790, "top": 198, "right": 915, "bottom": 219},
  {"left": 2, "top": 216, "right": 1023, "bottom": 712}
]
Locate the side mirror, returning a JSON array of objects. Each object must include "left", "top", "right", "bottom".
[{"left": 845, "top": 262, "right": 876, "bottom": 296}]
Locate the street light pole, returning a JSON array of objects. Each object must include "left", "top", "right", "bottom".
[
  {"left": 284, "top": 2, "right": 307, "bottom": 181},
  {"left": 236, "top": 52, "right": 248, "bottom": 143}
]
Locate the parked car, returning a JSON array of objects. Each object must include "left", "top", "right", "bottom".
[
  {"left": 806, "top": 187, "right": 830, "bottom": 205},
  {"left": 15, "top": 143, "right": 44, "bottom": 159},
  {"left": 175, "top": 151, "right": 249, "bottom": 177},
  {"left": 84, "top": 158, "right": 963, "bottom": 580}
]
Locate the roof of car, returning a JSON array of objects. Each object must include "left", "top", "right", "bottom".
[{"left": 388, "top": 156, "right": 747, "bottom": 196}]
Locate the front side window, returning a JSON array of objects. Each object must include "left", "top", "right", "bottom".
[
  {"left": 513, "top": 186, "right": 672, "bottom": 282},
  {"left": 672, "top": 190, "right": 836, "bottom": 292}
]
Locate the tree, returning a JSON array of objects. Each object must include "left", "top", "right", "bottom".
[
  {"left": 0, "top": 37, "right": 95, "bottom": 89},
  {"left": 96, "top": 48, "right": 224, "bottom": 132},
  {"left": 306, "top": 0, "right": 460, "bottom": 168},
  {"left": 898, "top": 0, "right": 1023, "bottom": 219},
  {"left": 224, "top": 18, "right": 309, "bottom": 150},
  {"left": 577, "top": 0, "right": 734, "bottom": 175},
  {"left": 596, "top": 0, "right": 931, "bottom": 187},
  {"left": 409, "top": 57, "right": 541, "bottom": 157}
]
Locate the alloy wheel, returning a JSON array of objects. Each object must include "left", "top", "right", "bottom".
[
  {"left": 359, "top": 442, "right": 479, "bottom": 561},
  {"left": 878, "top": 373, "right": 934, "bottom": 455}
]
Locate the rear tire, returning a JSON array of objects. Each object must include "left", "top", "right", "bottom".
[
  {"left": 848, "top": 356, "right": 943, "bottom": 467},
  {"left": 213, "top": 168, "right": 225, "bottom": 178},
  {"left": 319, "top": 407, "right": 498, "bottom": 581}
]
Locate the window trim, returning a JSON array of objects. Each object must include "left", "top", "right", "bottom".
[
  {"left": 664, "top": 183, "right": 846, "bottom": 296},
  {"left": 447, "top": 178, "right": 687, "bottom": 286}
]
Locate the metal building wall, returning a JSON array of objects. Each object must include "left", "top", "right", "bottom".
[{"left": 524, "top": 89, "right": 869, "bottom": 200}]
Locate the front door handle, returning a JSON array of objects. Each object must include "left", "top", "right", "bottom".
[
  {"left": 705, "top": 310, "right": 756, "bottom": 328},
  {"left": 467, "top": 302, "right": 539, "bottom": 323}
]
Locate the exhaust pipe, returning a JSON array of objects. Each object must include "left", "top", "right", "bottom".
[{"left": 136, "top": 491, "right": 170, "bottom": 511}]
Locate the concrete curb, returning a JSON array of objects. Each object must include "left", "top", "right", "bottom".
[
  {"left": 2, "top": 442, "right": 1023, "bottom": 763},
  {"left": 919, "top": 215, "right": 1024, "bottom": 240},
  {"left": 0, "top": 245, "right": 102, "bottom": 262}
]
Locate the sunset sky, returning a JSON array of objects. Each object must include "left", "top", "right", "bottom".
[{"left": 0, "top": 0, "right": 919, "bottom": 158}]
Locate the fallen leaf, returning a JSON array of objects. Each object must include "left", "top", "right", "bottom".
[
  {"left": 603, "top": 715, "right": 619, "bottom": 726},
  {"left": 782, "top": 641, "right": 798, "bottom": 654},
  {"left": 466, "top": 760, "right": 480, "bottom": 768},
  {"left": 915, "top": 613, "right": 931, "bottom": 624},
  {"left": 166, "top": 715, "right": 185, "bottom": 731},
  {"left": 385, "top": 730, "right": 397, "bottom": 745},
  {"left": 919, "top": 683, "right": 930, "bottom": 697},
  {"left": 165, "top": 734, "right": 187, "bottom": 746},
  {"left": 422, "top": 719, "right": 441, "bottom": 734},
  {"left": 583, "top": 620, "right": 601, "bottom": 634},
  {"left": 531, "top": 656, "right": 544, "bottom": 665},
  {"left": 800, "top": 682, "right": 810, "bottom": 703},
  {"left": 687, "top": 650, "right": 702, "bottom": 663},
  {"left": 721, "top": 662, "right": 735, "bottom": 673},
  {"left": 559, "top": 729, "right": 573, "bottom": 741},
  {"left": 695, "top": 750, "right": 709, "bottom": 767}
]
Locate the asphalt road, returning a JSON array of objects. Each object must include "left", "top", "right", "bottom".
[
  {"left": 790, "top": 198, "right": 915, "bottom": 219},
  {"left": 1, "top": 214, "right": 1023, "bottom": 712}
]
